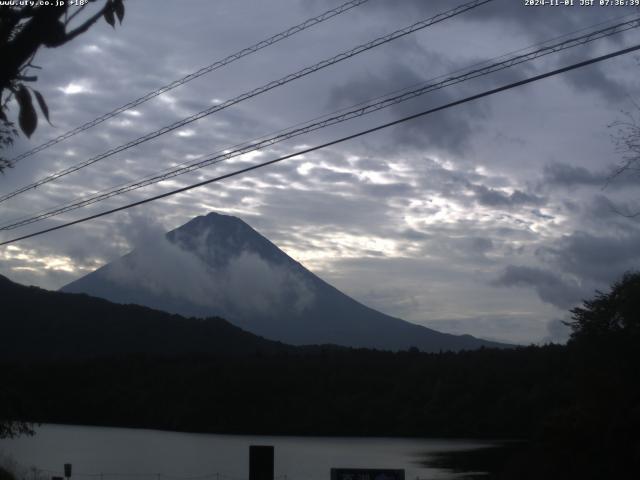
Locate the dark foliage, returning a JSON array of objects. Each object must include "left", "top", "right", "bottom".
[
  {"left": 0, "top": 274, "right": 293, "bottom": 360},
  {"left": 0, "top": 272, "right": 291, "bottom": 439},
  {"left": 0, "top": 467, "right": 16, "bottom": 480},
  {"left": 1, "top": 273, "right": 639, "bottom": 478},
  {"left": 0, "top": 1, "right": 125, "bottom": 171},
  {"left": 0, "top": 346, "right": 569, "bottom": 439},
  {"left": 0, "top": 418, "right": 33, "bottom": 440},
  {"left": 567, "top": 270, "right": 640, "bottom": 342}
]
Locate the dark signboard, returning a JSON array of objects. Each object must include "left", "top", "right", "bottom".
[
  {"left": 249, "top": 445, "right": 274, "bottom": 480},
  {"left": 331, "top": 468, "right": 405, "bottom": 480}
]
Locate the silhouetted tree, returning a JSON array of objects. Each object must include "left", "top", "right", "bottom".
[
  {"left": 0, "top": 419, "right": 33, "bottom": 440},
  {"left": 546, "top": 271, "right": 640, "bottom": 479},
  {"left": 0, "top": 0, "right": 125, "bottom": 436},
  {"left": 566, "top": 271, "right": 640, "bottom": 343},
  {"left": 609, "top": 105, "right": 640, "bottom": 216},
  {"left": 0, "top": 0, "right": 125, "bottom": 173},
  {"left": 0, "top": 379, "right": 34, "bottom": 438}
]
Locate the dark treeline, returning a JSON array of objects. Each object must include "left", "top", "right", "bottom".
[
  {"left": 1, "top": 273, "right": 640, "bottom": 478},
  {"left": 2, "top": 336, "right": 639, "bottom": 478},
  {"left": 0, "top": 274, "right": 293, "bottom": 360},
  {"left": 2, "top": 346, "right": 567, "bottom": 438}
]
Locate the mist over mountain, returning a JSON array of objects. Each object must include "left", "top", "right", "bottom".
[{"left": 62, "top": 212, "right": 508, "bottom": 351}]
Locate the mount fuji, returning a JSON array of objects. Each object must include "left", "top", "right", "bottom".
[{"left": 61, "top": 212, "right": 508, "bottom": 351}]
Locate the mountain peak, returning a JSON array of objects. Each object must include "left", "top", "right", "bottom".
[
  {"left": 178, "top": 211, "right": 251, "bottom": 235},
  {"left": 202, "top": 211, "right": 247, "bottom": 224},
  {"left": 168, "top": 211, "right": 288, "bottom": 269},
  {"left": 61, "top": 213, "right": 510, "bottom": 352}
]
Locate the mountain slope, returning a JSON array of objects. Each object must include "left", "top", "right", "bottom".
[
  {"left": 62, "top": 212, "right": 509, "bottom": 352},
  {"left": 0, "top": 274, "right": 291, "bottom": 360}
]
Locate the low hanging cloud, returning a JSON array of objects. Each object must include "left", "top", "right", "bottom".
[
  {"left": 104, "top": 231, "right": 315, "bottom": 319},
  {"left": 491, "top": 265, "right": 584, "bottom": 309},
  {"left": 536, "top": 230, "right": 640, "bottom": 284}
]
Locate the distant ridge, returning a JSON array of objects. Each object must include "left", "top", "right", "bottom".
[
  {"left": 61, "top": 212, "right": 511, "bottom": 352},
  {"left": 0, "top": 274, "right": 291, "bottom": 360}
]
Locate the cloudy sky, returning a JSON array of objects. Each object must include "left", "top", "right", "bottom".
[{"left": 1, "top": 0, "right": 640, "bottom": 344}]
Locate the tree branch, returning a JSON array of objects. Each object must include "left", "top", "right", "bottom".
[
  {"left": 62, "top": 1, "right": 111, "bottom": 43},
  {"left": 65, "top": 3, "right": 89, "bottom": 27}
]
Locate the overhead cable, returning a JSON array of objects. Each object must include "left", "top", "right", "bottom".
[
  {"left": 3, "top": 16, "right": 638, "bottom": 230},
  {"left": 0, "top": 0, "right": 492, "bottom": 204},
  {"left": 2, "top": 42, "right": 638, "bottom": 246},
  {"left": 6, "top": 0, "right": 371, "bottom": 164}
]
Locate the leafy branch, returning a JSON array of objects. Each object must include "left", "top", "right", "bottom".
[{"left": 0, "top": 0, "right": 126, "bottom": 173}]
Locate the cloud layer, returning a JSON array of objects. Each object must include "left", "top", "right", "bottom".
[{"left": 2, "top": 0, "right": 640, "bottom": 344}]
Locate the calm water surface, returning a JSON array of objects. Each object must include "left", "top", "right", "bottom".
[{"left": 0, "top": 425, "right": 494, "bottom": 480}]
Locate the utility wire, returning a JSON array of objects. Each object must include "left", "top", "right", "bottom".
[
  {"left": 2, "top": 42, "right": 638, "bottom": 247},
  {"left": 6, "top": 0, "right": 371, "bottom": 165},
  {"left": 2, "top": 16, "right": 638, "bottom": 230},
  {"left": 0, "top": 0, "right": 492, "bottom": 204},
  {"left": 5, "top": 10, "right": 637, "bottom": 230},
  {"left": 2, "top": 16, "right": 635, "bottom": 229}
]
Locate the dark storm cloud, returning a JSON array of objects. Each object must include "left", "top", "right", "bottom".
[
  {"left": 466, "top": 0, "right": 631, "bottom": 104},
  {"left": 417, "top": 234, "right": 496, "bottom": 265},
  {"left": 542, "top": 161, "right": 640, "bottom": 192},
  {"left": 359, "top": 181, "right": 414, "bottom": 198},
  {"left": 542, "top": 162, "right": 606, "bottom": 187},
  {"left": 588, "top": 194, "right": 622, "bottom": 220},
  {"left": 334, "top": 0, "right": 635, "bottom": 105},
  {"left": 353, "top": 157, "right": 390, "bottom": 172},
  {"left": 492, "top": 265, "right": 584, "bottom": 309},
  {"left": 562, "top": 61, "right": 628, "bottom": 104},
  {"left": 413, "top": 157, "right": 483, "bottom": 184},
  {"left": 471, "top": 184, "right": 544, "bottom": 208},
  {"left": 403, "top": 157, "right": 546, "bottom": 211},
  {"left": 399, "top": 228, "right": 432, "bottom": 241},
  {"left": 326, "top": 42, "right": 495, "bottom": 155},
  {"left": 381, "top": 0, "right": 596, "bottom": 35},
  {"left": 466, "top": 236, "right": 494, "bottom": 255},
  {"left": 566, "top": 194, "right": 640, "bottom": 234},
  {"left": 332, "top": 80, "right": 470, "bottom": 155},
  {"left": 387, "top": 92, "right": 485, "bottom": 155},
  {"left": 536, "top": 230, "right": 640, "bottom": 284},
  {"left": 311, "top": 167, "right": 359, "bottom": 184}
]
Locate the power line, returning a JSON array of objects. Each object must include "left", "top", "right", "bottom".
[
  {"left": 3, "top": 16, "right": 636, "bottom": 229},
  {"left": 8, "top": 10, "right": 637, "bottom": 231},
  {"left": 3, "top": 16, "right": 638, "bottom": 231},
  {"left": 0, "top": 0, "right": 492, "bottom": 204},
  {"left": 7, "top": 0, "right": 371, "bottom": 165},
  {"left": 2, "top": 42, "right": 638, "bottom": 247}
]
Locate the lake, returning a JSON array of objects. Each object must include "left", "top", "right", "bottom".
[{"left": 0, "top": 425, "right": 495, "bottom": 480}]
